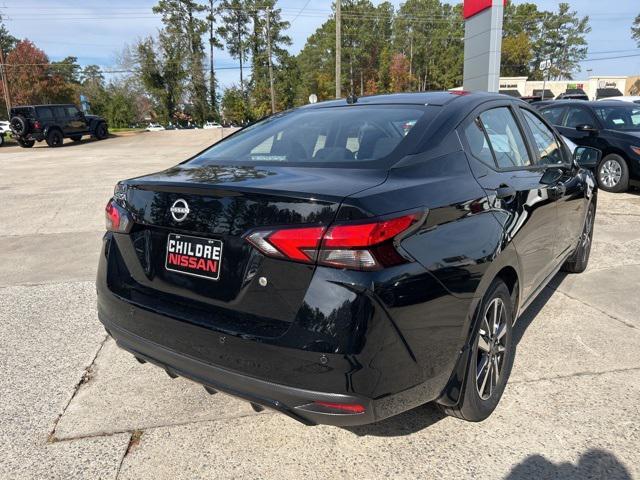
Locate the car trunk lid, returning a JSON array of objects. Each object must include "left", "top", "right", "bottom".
[{"left": 108, "top": 164, "right": 386, "bottom": 333}]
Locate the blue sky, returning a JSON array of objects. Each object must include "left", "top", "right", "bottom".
[{"left": 4, "top": 0, "right": 639, "bottom": 89}]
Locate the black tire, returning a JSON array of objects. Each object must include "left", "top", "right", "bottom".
[
  {"left": 0, "top": 133, "right": 4, "bottom": 147},
  {"left": 439, "top": 279, "right": 515, "bottom": 422},
  {"left": 10, "top": 116, "right": 29, "bottom": 136},
  {"left": 17, "top": 137, "right": 35, "bottom": 148},
  {"left": 94, "top": 122, "right": 108, "bottom": 140},
  {"left": 562, "top": 201, "right": 596, "bottom": 274},
  {"left": 46, "top": 129, "right": 64, "bottom": 148},
  {"left": 70, "top": 135, "right": 82, "bottom": 142},
  {"left": 597, "top": 154, "right": 629, "bottom": 193}
]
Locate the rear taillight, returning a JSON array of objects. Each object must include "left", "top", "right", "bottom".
[
  {"left": 105, "top": 199, "right": 132, "bottom": 233},
  {"left": 246, "top": 213, "right": 420, "bottom": 271},
  {"left": 33, "top": 120, "right": 41, "bottom": 130}
]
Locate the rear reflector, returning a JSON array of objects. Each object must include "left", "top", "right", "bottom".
[
  {"left": 313, "top": 401, "right": 366, "bottom": 414},
  {"left": 245, "top": 213, "right": 420, "bottom": 270},
  {"left": 105, "top": 199, "right": 132, "bottom": 233}
]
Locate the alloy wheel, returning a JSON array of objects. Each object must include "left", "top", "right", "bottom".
[
  {"left": 581, "top": 205, "right": 594, "bottom": 263},
  {"left": 600, "top": 160, "right": 622, "bottom": 188},
  {"left": 476, "top": 298, "right": 508, "bottom": 400}
]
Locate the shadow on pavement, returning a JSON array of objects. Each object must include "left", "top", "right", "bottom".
[
  {"left": 345, "top": 402, "right": 445, "bottom": 437},
  {"left": 506, "top": 449, "right": 632, "bottom": 480},
  {"left": 346, "top": 273, "right": 566, "bottom": 438},
  {"left": 513, "top": 273, "right": 566, "bottom": 346}
]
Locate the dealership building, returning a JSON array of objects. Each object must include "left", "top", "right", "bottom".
[{"left": 495, "top": 75, "right": 640, "bottom": 100}]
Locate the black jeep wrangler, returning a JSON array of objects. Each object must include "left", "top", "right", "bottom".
[{"left": 9, "top": 104, "right": 108, "bottom": 148}]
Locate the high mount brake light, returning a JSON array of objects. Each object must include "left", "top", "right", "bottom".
[
  {"left": 246, "top": 213, "right": 420, "bottom": 271},
  {"left": 105, "top": 199, "right": 133, "bottom": 233}
]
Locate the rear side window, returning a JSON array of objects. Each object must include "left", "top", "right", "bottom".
[
  {"left": 36, "top": 107, "right": 53, "bottom": 120},
  {"left": 478, "top": 108, "right": 531, "bottom": 169},
  {"left": 464, "top": 119, "right": 494, "bottom": 166},
  {"left": 520, "top": 109, "right": 565, "bottom": 165},
  {"left": 189, "top": 106, "right": 431, "bottom": 166},
  {"left": 564, "top": 107, "right": 595, "bottom": 128},
  {"left": 52, "top": 106, "right": 66, "bottom": 119},
  {"left": 539, "top": 107, "right": 565, "bottom": 125},
  {"left": 11, "top": 107, "right": 35, "bottom": 119}
]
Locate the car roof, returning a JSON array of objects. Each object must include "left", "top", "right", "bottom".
[
  {"left": 12, "top": 104, "right": 76, "bottom": 109},
  {"left": 536, "top": 100, "right": 634, "bottom": 108},
  {"left": 301, "top": 91, "right": 506, "bottom": 109}
]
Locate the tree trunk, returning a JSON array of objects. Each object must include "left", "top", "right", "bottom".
[
  {"left": 209, "top": 0, "right": 216, "bottom": 115},
  {"left": 267, "top": 8, "right": 276, "bottom": 114}
]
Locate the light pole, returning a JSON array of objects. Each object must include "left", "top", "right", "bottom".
[{"left": 335, "top": 0, "right": 341, "bottom": 99}]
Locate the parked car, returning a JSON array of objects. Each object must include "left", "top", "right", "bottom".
[
  {"left": 0, "top": 120, "right": 9, "bottom": 147},
  {"left": 536, "top": 100, "right": 640, "bottom": 192},
  {"left": 599, "top": 96, "right": 640, "bottom": 105},
  {"left": 99, "top": 92, "right": 599, "bottom": 426},
  {"left": 146, "top": 123, "right": 165, "bottom": 132},
  {"left": 9, "top": 104, "right": 108, "bottom": 148},
  {"left": 203, "top": 121, "right": 222, "bottom": 129},
  {"left": 520, "top": 95, "right": 542, "bottom": 104},
  {"left": 556, "top": 92, "right": 589, "bottom": 101}
]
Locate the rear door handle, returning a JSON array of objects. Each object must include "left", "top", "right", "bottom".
[{"left": 496, "top": 185, "right": 516, "bottom": 200}]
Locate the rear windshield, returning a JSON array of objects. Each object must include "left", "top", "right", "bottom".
[
  {"left": 189, "top": 105, "right": 431, "bottom": 167},
  {"left": 594, "top": 105, "right": 640, "bottom": 131}
]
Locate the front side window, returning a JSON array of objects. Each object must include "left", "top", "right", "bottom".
[
  {"left": 189, "top": 106, "right": 431, "bottom": 167},
  {"left": 564, "top": 107, "right": 595, "bottom": 128},
  {"left": 478, "top": 108, "right": 532, "bottom": 169},
  {"left": 66, "top": 106, "right": 79, "bottom": 117},
  {"left": 521, "top": 109, "right": 565, "bottom": 165},
  {"left": 593, "top": 105, "right": 640, "bottom": 131}
]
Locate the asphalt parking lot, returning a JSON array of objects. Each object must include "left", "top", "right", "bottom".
[{"left": 1, "top": 130, "right": 639, "bottom": 479}]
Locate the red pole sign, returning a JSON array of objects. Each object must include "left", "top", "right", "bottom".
[{"left": 463, "top": 0, "right": 507, "bottom": 19}]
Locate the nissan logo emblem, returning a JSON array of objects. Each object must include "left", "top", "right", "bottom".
[{"left": 170, "top": 199, "right": 190, "bottom": 222}]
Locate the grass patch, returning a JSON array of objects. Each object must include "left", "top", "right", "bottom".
[{"left": 110, "top": 127, "right": 145, "bottom": 133}]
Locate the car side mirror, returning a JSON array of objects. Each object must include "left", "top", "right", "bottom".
[
  {"left": 573, "top": 146, "right": 601, "bottom": 169},
  {"left": 576, "top": 124, "right": 597, "bottom": 133},
  {"left": 540, "top": 168, "right": 564, "bottom": 185}
]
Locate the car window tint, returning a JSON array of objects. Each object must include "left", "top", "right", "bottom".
[
  {"left": 190, "top": 106, "right": 429, "bottom": 166},
  {"left": 478, "top": 108, "right": 531, "bottom": 169},
  {"left": 52, "top": 106, "right": 66, "bottom": 119},
  {"left": 521, "top": 109, "right": 565, "bottom": 165},
  {"left": 66, "top": 106, "right": 79, "bottom": 117},
  {"left": 564, "top": 107, "right": 594, "bottom": 128},
  {"left": 36, "top": 107, "right": 53, "bottom": 120},
  {"left": 463, "top": 119, "right": 495, "bottom": 166},
  {"left": 539, "top": 107, "right": 565, "bottom": 125}
]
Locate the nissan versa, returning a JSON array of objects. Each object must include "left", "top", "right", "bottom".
[{"left": 97, "top": 92, "right": 600, "bottom": 426}]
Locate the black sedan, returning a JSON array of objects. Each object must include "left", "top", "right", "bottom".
[
  {"left": 536, "top": 100, "right": 640, "bottom": 192},
  {"left": 98, "top": 92, "right": 599, "bottom": 426}
]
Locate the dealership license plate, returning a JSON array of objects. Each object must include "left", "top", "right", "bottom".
[{"left": 165, "top": 233, "right": 223, "bottom": 281}]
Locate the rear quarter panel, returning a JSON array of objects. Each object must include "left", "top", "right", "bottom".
[{"left": 340, "top": 148, "right": 510, "bottom": 390}]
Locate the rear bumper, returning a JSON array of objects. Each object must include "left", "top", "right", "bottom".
[
  {"left": 97, "top": 231, "right": 466, "bottom": 425},
  {"left": 101, "top": 315, "right": 376, "bottom": 426}
]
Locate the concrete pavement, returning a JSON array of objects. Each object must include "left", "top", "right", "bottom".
[{"left": 1, "top": 130, "right": 638, "bottom": 479}]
